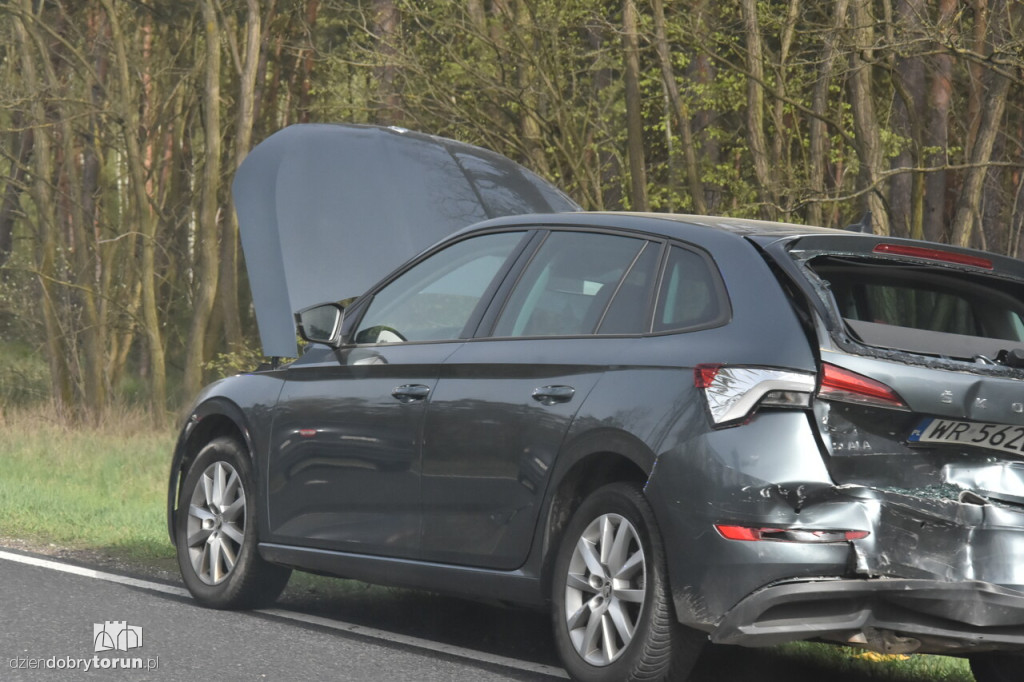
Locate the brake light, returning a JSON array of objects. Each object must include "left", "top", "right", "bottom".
[
  {"left": 818, "top": 363, "right": 908, "bottom": 410},
  {"left": 694, "top": 364, "right": 815, "bottom": 425},
  {"left": 873, "top": 243, "right": 993, "bottom": 270},
  {"left": 715, "top": 524, "right": 869, "bottom": 543},
  {"left": 693, "top": 364, "right": 721, "bottom": 389}
]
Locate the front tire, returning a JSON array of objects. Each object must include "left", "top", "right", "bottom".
[
  {"left": 551, "top": 482, "right": 705, "bottom": 682},
  {"left": 175, "top": 436, "right": 291, "bottom": 609}
]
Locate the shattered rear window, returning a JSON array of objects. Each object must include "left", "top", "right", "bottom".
[{"left": 809, "top": 256, "right": 1024, "bottom": 359}]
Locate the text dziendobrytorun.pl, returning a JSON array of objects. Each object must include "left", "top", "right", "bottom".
[{"left": 9, "top": 655, "right": 159, "bottom": 672}]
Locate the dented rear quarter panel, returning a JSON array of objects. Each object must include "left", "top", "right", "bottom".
[{"left": 678, "top": 230, "right": 1024, "bottom": 651}]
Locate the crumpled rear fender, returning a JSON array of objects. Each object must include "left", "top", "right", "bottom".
[{"left": 646, "top": 409, "right": 1024, "bottom": 656}]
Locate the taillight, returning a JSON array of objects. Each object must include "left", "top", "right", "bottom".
[
  {"left": 715, "top": 524, "right": 869, "bottom": 543},
  {"left": 872, "top": 243, "right": 993, "bottom": 270},
  {"left": 694, "top": 364, "right": 815, "bottom": 426},
  {"left": 818, "top": 363, "right": 908, "bottom": 411}
]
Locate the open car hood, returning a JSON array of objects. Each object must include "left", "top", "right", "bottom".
[{"left": 233, "top": 123, "right": 579, "bottom": 357}]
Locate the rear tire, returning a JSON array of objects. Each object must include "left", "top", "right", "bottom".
[
  {"left": 970, "top": 653, "right": 1024, "bottom": 682},
  {"left": 551, "top": 482, "right": 705, "bottom": 682},
  {"left": 175, "top": 436, "right": 291, "bottom": 609}
]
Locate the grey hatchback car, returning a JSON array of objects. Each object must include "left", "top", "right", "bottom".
[{"left": 169, "top": 126, "right": 1024, "bottom": 682}]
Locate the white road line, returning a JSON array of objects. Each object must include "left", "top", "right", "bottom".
[
  {"left": 0, "top": 549, "right": 569, "bottom": 679},
  {"left": 257, "top": 608, "right": 569, "bottom": 679},
  {"left": 0, "top": 549, "right": 189, "bottom": 597}
]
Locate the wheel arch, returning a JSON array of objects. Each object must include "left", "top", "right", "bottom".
[
  {"left": 537, "top": 429, "right": 655, "bottom": 600},
  {"left": 167, "top": 398, "right": 255, "bottom": 546}
]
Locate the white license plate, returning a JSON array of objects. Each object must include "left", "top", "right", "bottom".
[{"left": 909, "top": 418, "right": 1024, "bottom": 455}]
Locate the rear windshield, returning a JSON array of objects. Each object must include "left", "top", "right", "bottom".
[{"left": 809, "top": 256, "right": 1024, "bottom": 359}]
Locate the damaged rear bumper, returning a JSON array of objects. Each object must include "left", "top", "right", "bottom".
[{"left": 712, "top": 577, "right": 1024, "bottom": 655}]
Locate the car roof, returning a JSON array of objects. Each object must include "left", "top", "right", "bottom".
[{"left": 455, "top": 211, "right": 848, "bottom": 242}]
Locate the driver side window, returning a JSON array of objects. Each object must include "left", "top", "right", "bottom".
[{"left": 354, "top": 231, "right": 524, "bottom": 344}]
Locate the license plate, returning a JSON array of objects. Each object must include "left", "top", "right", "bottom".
[{"left": 909, "top": 418, "right": 1024, "bottom": 455}]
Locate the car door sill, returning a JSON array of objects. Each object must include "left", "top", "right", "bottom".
[{"left": 258, "top": 542, "right": 544, "bottom": 607}]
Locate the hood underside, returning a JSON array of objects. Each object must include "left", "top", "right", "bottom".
[{"left": 233, "top": 123, "right": 579, "bottom": 357}]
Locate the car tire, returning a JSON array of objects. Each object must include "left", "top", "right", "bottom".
[
  {"left": 551, "top": 482, "right": 705, "bottom": 682},
  {"left": 970, "top": 653, "right": 1024, "bottom": 682},
  {"left": 175, "top": 436, "right": 291, "bottom": 609}
]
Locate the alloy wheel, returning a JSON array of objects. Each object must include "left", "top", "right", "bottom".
[
  {"left": 186, "top": 460, "right": 246, "bottom": 585},
  {"left": 563, "top": 512, "right": 647, "bottom": 666}
]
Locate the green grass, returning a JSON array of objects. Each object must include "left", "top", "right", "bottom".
[
  {"left": 0, "top": 407, "right": 174, "bottom": 561},
  {"left": 0, "top": 407, "right": 979, "bottom": 681},
  {"left": 753, "top": 642, "right": 973, "bottom": 681}
]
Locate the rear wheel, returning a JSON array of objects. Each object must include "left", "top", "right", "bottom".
[
  {"left": 970, "top": 653, "right": 1024, "bottom": 682},
  {"left": 551, "top": 482, "right": 705, "bottom": 682},
  {"left": 175, "top": 436, "right": 291, "bottom": 609}
]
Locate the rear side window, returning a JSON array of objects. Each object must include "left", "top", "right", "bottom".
[
  {"left": 653, "top": 246, "right": 729, "bottom": 333},
  {"left": 493, "top": 232, "right": 646, "bottom": 337},
  {"left": 597, "top": 244, "right": 661, "bottom": 334}
]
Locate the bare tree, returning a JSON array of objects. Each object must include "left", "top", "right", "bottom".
[{"left": 623, "top": 0, "right": 648, "bottom": 211}]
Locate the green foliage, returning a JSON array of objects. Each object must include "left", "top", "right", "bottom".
[
  {"left": 764, "top": 642, "right": 971, "bottom": 681},
  {"left": 203, "top": 345, "right": 269, "bottom": 381},
  {"left": 0, "top": 342, "right": 50, "bottom": 408},
  {"left": 2, "top": 0, "right": 1023, "bottom": 416}
]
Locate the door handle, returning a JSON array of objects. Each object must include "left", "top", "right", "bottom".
[
  {"left": 392, "top": 384, "right": 431, "bottom": 403},
  {"left": 531, "top": 385, "right": 576, "bottom": 406}
]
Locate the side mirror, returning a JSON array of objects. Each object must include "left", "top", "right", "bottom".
[{"left": 295, "top": 303, "right": 345, "bottom": 348}]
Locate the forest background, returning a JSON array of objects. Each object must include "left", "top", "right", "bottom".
[{"left": 1, "top": 0, "right": 1022, "bottom": 422}]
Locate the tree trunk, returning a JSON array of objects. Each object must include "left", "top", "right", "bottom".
[
  {"left": 219, "top": 0, "right": 263, "bottom": 354},
  {"left": 847, "top": 0, "right": 890, "bottom": 235},
  {"left": 585, "top": 16, "right": 622, "bottom": 210},
  {"left": 650, "top": 0, "right": 705, "bottom": 214},
  {"left": 183, "top": 0, "right": 224, "bottom": 399},
  {"left": 950, "top": 0, "right": 1016, "bottom": 248},
  {"left": 739, "top": 0, "right": 775, "bottom": 219},
  {"left": 888, "top": 0, "right": 926, "bottom": 239},
  {"left": 101, "top": 0, "right": 167, "bottom": 418},
  {"left": 371, "top": 0, "right": 402, "bottom": 125},
  {"left": 771, "top": 0, "right": 800, "bottom": 218},
  {"left": 923, "top": 0, "right": 956, "bottom": 243},
  {"left": 0, "top": 121, "right": 32, "bottom": 267},
  {"left": 37, "top": 10, "right": 107, "bottom": 418},
  {"left": 808, "top": 0, "right": 848, "bottom": 227},
  {"left": 622, "top": 0, "right": 648, "bottom": 211},
  {"left": 296, "top": 0, "right": 319, "bottom": 123},
  {"left": 686, "top": 0, "right": 720, "bottom": 213},
  {"left": 966, "top": 0, "right": 989, "bottom": 156},
  {"left": 13, "top": 3, "right": 75, "bottom": 413}
]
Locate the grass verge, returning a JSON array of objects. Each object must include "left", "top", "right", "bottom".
[
  {"left": 754, "top": 642, "right": 972, "bottom": 681},
  {"left": 0, "top": 407, "right": 174, "bottom": 562}
]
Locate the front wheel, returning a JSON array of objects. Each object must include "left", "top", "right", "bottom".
[
  {"left": 970, "top": 653, "right": 1024, "bottom": 682},
  {"left": 175, "top": 436, "right": 291, "bottom": 609},
  {"left": 551, "top": 482, "right": 705, "bottom": 682}
]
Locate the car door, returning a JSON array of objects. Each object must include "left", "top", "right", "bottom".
[
  {"left": 419, "top": 230, "right": 660, "bottom": 568},
  {"left": 265, "top": 230, "right": 529, "bottom": 558}
]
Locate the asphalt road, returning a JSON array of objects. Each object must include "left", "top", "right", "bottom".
[
  {"left": 0, "top": 550, "right": 564, "bottom": 681},
  {"left": 0, "top": 548, "right": 973, "bottom": 682}
]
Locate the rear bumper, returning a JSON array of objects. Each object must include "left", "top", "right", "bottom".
[{"left": 712, "top": 578, "right": 1024, "bottom": 655}]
